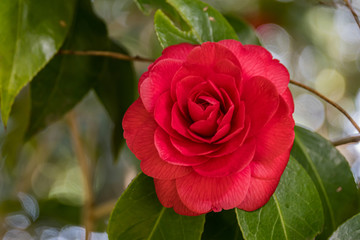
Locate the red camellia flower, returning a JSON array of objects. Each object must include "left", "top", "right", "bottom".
[{"left": 123, "top": 40, "right": 295, "bottom": 216}]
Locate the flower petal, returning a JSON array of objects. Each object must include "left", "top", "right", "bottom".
[
  {"left": 219, "top": 39, "right": 290, "bottom": 94},
  {"left": 243, "top": 76, "right": 279, "bottom": 135},
  {"left": 193, "top": 139, "right": 256, "bottom": 177},
  {"left": 237, "top": 176, "right": 280, "bottom": 211},
  {"left": 176, "top": 167, "right": 251, "bottom": 213},
  {"left": 154, "top": 128, "right": 209, "bottom": 166},
  {"left": 123, "top": 99, "right": 191, "bottom": 180},
  {"left": 154, "top": 179, "right": 201, "bottom": 216},
  {"left": 254, "top": 96, "right": 295, "bottom": 165},
  {"left": 140, "top": 59, "right": 182, "bottom": 112}
]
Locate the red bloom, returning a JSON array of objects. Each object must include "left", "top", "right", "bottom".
[{"left": 123, "top": 40, "right": 295, "bottom": 216}]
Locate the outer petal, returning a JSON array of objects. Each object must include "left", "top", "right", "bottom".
[
  {"left": 237, "top": 176, "right": 280, "bottom": 211},
  {"left": 193, "top": 139, "right": 256, "bottom": 177},
  {"left": 154, "top": 179, "right": 201, "bottom": 216},
  {"left": 140, "top": 59, "right": 182, "bottom": 112},
  {"left": 242, "top": 76, "right": 279, "bottom": 135},
  {"left": 250, "top": 147, "right": 292, "bottom": 180},
  {"left": 218, "top": 39, "right": 290, "bottom": 94},
  {"left": 176, "top": 167, "right": 251, "bottom": 213},
  {"left": 123, "top": 99, "right": 192, "bottom": 180},
  {"left": 281, "top": 88, "right": 295, "bottom": 114},
  {"left": 154, "top": 128, "right": 209, "bottom": 166},
  {"left": 254, "top": 96, "right": 295, "bottom": 165},
  {"left": 139, "top": 43, "right": 195, "bottom": 87}
]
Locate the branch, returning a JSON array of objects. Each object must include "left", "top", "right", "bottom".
[
  {"left": 92, "top": 199, "right": 118, "bottom": 219},
  {"left": 332, "top": 135, "right": 360, "bottom": 146},
  {"left": 66, "top": 111, "right": 94, "bottom": 240},
  {"left": 289, "top": 80, "right": 360, "bottom": 135},
  {"left": 58, "top": 50, "right": 154, "bottom": 63},
  {"left": 343, "top": 0, "right": 360, "bottom": 30}
]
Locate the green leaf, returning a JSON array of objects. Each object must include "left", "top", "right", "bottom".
[
  {"left": 0, "top": 0, "right": 76, "bottom": 126},
  {"left": 166, "top": 0, "right": 238, "bottom": 43},
  {"left": 26, "top": 0, "right": 109, "bottom": 138},
  {"left": 153, "top": 0, "right": 238, "bottom": 47},
  {"left": 236, "top": 157, "right": 324, "bottom": 240},
  {"left": 202, "top": 210, "right": 243, "bottom": 240},
  {"left": 291, "top": 126, "right": 360, "bottom": 239},
  {"left": 329, "top": 212, "right": 360, "bottom": 240},
  {"left": 93, "top": 41, "right": 136, "bottom": 159},
  {"left": 135, "top": 0, "right": 173, "bottom": 16},
  {"left": 154, "top": 10, "right": 198, "bottom": 48},
  {"left": 225, "top": 15, "right": 260, "bottom": 45},
  {"left": 107, "top": 172, "right": 205, "bottom": 240}
]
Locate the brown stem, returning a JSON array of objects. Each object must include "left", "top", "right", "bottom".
[
  {"left": 332, "top": 135, "right": 360, "bottom": 146},
  {"left": 66, "top": 111, "right": 94, "bottom": 240},
  {"left": 92, "top": 199, "right": 118, "bottom": 220},
  {"left": 343, "top": 0, "right": 360, "bottom": 30},
  {"left": 58, "top": 50, "right": 154, "bottom": 63},
  {"left": 289, "top": 79, "right": 360, "bottom": 135}
]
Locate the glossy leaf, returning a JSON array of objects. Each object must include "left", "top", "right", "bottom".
[
  {"left": 107, "top": 173, "right": 205, "bottom": 240},
  {"left": 202, "top": 210, "right": 243, "bottom": 240},
  {"left": 135, "top": 0, "right": 174, "bottom": 16},
  {"left": 329, "top": 212, "right": 360, "bottom": 240},
  {"left": 153, "top": 0, "right": 238, "bottom": 47},
  {"left": 0, "top": 0, "right": 76, "bottom": 125},
  {"left": 291, "top": 126, "right": 360, "bottom": 239},
  {"left": 166, "top": 0, "right": 238, "bottom": 42},
  {"left": 26, "top": 0, "right": 108, "bottom": 138},
  {"left": 225, "top": 15, "right": 260, "bottom": 45},
  {"left": 154, "top": 10, "right": 198, "bottom": 48},
  {"left": 236, "top": 157, "right": 324, "bottom": 240},
  {"left": 93, "top": 41, "right": 136, "bottom": 158}
]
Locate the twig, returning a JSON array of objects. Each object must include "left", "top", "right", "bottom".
[
  {"left": 66, "top": 111, "right": 94, "bottom": 240},
  {"left": 332, "top": 135, "right": 360, "bottom": 146},
  {"left": 58, "top": 50, "right": 154, "bottom": 63},
  {"left": 92, "top": 199, "right": 118, "bottom": 220},
  {"left": 289, "top": 79, "right": 360, "bottom": 135},
  {"left": 343, "top": 0, "right": 360, "bottom": 30}
]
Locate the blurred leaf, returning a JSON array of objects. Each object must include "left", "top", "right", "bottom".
[
  {"left": 26, "top": 0, "right": 108, "bottom": 139},
  {"left": 0, "top": 198, "right": 81, "bottom": 225},
  {"left": 37, "top": 198, "right": 81, "bottom": 225},
  {"left": 107, "top": 172, "right": 205, "bottom": 240},
  {"left": 291, "top": 126, "right": 360, "bottom": 239},
  {"left": 0, "top": 87, "right": 30, "bottom": 170},
  {"left": 202, "top": 210, "right": 243, "bottom": 240},
  {"left": 329, "top": 212, "right": 360, "bottom": 240},
  {"left": 236, "top": 157, "right": 324, "bottom": 240},
  {"left": 154, "top": 9, "right": 198, "bottom": 48},
  {"left": 93, "top": 41, "right": 136, "bottom": 159},
  {"left": 0, "top": 0, "right": 76, "bottom": 126},
  {"left": 225, "top": 15, "right": 260, "bottom": 45}
]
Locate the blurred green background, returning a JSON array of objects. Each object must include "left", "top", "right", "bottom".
[{"left": 1, "top": 0, "right": 360, "bottom": 239}]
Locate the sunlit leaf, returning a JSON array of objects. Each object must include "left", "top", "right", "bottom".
[
  {"left": 154, "top": 10, "right": 198, "bottom": 48},
  {"left": 291, "top": 126, "right": 360, "bottom": 239},
  {"left": 236, "top": 157, "right": 324, "bottom": 240},
  {"left": 0, "top": 0, "right": 76, "bottom": 125},
  {"left": 153, "top": 0, "right": 238, "bottom": 47},
  {"left": 107, "top": 173, "right": 205, "bottom": 240},
  {"left": 329, "top": 212, "right": 360, "bottom": 240}
]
